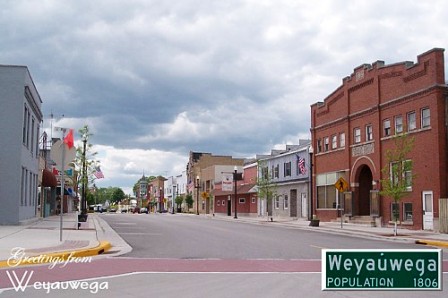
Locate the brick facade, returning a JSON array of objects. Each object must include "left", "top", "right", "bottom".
[{"left": 310, "top": 48, "right": 447, "bottom": 230}]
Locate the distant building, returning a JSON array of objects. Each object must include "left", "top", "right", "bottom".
[
  {"left": 213, "top": 161, "right": 258, "bottom": 217},
  {"left": 0, "top": 65, "right": 43, "bottom": 224},
  {"left": 257, "top": 142, "right": 311, "bottom": 219},
  {"left": 186, "top": 151, "right": 245, "bottom": 214},
  {"left": 310, "top": 48, "right": 447, "bottom": 230}
]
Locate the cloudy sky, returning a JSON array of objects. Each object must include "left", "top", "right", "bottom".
[{"left": 2, "top": 0, "right": 447, "bottom": 194}]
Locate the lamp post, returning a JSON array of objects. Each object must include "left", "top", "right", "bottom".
[
  {"left": 195, "top": 176, "right": 200, "bottom": 215},
  {"left": 308, "top": 145, "right": 314, "bottom": 221},
  {"left": 80, "top": 135, "right": 88, "bottom": 218},
  {"left": 233, "top": 166, "right": 238, "bottom": 219},
  {"left": 159, "top": 187, "right": 163, "bottom": 213},
  {"left": 172, "top": 184, "right": 176, "bottom": 214}
]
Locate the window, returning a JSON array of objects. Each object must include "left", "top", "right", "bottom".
[
  {"left": 284, "top": 162, "right": 291, "bottom": 177},
  {"left": 324, "top": 137, "right": 329, "bottom": 151},
  {"left": 31, "top": 117, "right": 35, "bottom": 155},
  {"left": 383, "top": 119, "right": 391, "bottom": 137},
  {"left": 22, "top": 105, "right": 28, "bottom": 144},
  {"left": 403, "top": 203, "right": 413, "bottom": 222},
  {"left": 395, "top": 115, "right": 403, "bottom": 134},
  {"left": 284, "top": 195, "right": 289, "bottom": 209},
  {"left": 275, "top": 196, "right": 280, "bottom": 209},
  {"left": 317, "top": 139, "right": 322, "bottom": 153},
  {"left": 239, "top": 198, "right": 245, "bottom": 204},
  {"left": 261, "top": 167, "right": 269, "bottom": 179},
  {"left": 271, "top": 165, "right": 275, "bottom": 179},
  {"left": 421, "top": 108, "right": 430, "bottom": 128},
  {"left": 36, "top": 125, "right": 40, "bottom": 156},
  {"left": 366, "top": 125, "right": 373, "bottom": 141},
  {"left": 222, "top": 200, "right": 225, "bottom": 206},
  {"left": 339, "top": 133, "right": 345, "bottom": 147},
  {"left": 390, "top": 160, "right": 412, "bottom": 191},
  {"left": 354, "top": 128, "right": 361, "bottom": 143},
  {"left": 217, "top": 200, "right": 221, "bottom": 206},
  {"left": 332, "top": 135, "right": 337, "bottom": 149},
  {"left": 251, "top": 197, "right": 256, "bottom": 204},
  {"left": 404, "top": 160, "right": 413, "bottom": 191},
  {"left": 407, "top": 111, "right": 416, "bottom": 131},
  {"left": 316, "top": 172, "right": 337, "bottom": 209},
  {"left": 274, "top": 165, "right": 279, "bottom": 178},
  {"left": 21, "top": 167, "right": 25, "bottom": 206},
  {"left": 391, "top": 202, "right": 399, "bottom": 221}
]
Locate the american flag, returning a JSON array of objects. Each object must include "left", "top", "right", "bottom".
[
  {"left": 93, "top": 166, "right": 105, "bottom": 179},
  {"left": 298, "top": 155, "right": 306, "bottom": 175}
]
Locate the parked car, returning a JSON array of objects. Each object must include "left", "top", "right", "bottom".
[
  {"left": 121, "top": 209, "right": 127, "bottom": 213},
  {"left": 140, "top": 207, "right": 148, "bottom": 214}
]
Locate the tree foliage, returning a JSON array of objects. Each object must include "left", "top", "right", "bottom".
[
  {"left": 380, "top": 132, "right": 415, "bottom": 204},
  {"left": 380, "top": 132, "right": 415, "bottom": 235},
  {"left": 256, "top": 160, "right": 277, "bottom": 216},
  {"left": 73, "top": 125, "right": 99, "bottom": 198},
  {"left": 185, "top": 194, "right": 194, "bottom": 211}
]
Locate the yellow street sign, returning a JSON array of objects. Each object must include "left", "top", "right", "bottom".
[{"left": 334, "top": 177, "right": 349, "bottom": 192}]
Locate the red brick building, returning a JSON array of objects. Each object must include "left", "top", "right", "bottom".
[
  {"left": 310, "top": 48, "right": 447, "bottom": 230},
  {"left": 213, "top": 161, "right": 258, "bottom": 216}
]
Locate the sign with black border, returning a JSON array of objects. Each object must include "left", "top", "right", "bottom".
[{"left": 322, "top": 249, "right": 442, "bottom": 291}]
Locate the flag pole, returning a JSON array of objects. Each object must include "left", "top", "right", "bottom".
[{"left": 60, "top": 128, "right": 66, "bottom": 242}]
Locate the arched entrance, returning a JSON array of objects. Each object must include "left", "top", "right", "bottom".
[{"left": 357, "top": 165, "right": 373, "bottom": 216}]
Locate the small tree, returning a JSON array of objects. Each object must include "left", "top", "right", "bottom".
[
  {"left": 185, "top": 194, "right": 194, "bottom": 212},
  {"left": 256, "top": 160, "right": 277, "bottom": 221},
  {"left": 380, "top": 132, "right": 415, "bottom": 236},
  {"left": 175, "top": 195, "right": 184, "bottom": 212}
]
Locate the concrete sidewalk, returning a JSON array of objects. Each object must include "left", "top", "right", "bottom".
[
  {"left": 0, "top": 212, "right": 131, "bottom": 268},
  {"left": 208, "top": 213, "right": 448, "bottom": 248}
]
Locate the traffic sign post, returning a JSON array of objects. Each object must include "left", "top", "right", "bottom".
[
  {"left": 334, "top": 177, "right": 349, "bottom": 192},
  {"left": 334, "top": 177, "right": 348, "bottom": 229}
]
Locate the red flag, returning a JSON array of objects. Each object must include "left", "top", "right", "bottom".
[
  {"left": 52, "top": 167, "right": 60, "bottom": 176},
  {"left": 64, "top": 129, "right": 74, "bottom": 149}
]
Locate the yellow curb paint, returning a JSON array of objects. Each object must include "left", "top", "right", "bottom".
[
  {"left": 415, "top": 239, "right": 448, "bottom": 248},
  {"left": 0, "top": 241, "right": 112, "bottom": 268}
]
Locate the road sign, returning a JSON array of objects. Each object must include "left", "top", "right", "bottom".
[
  {"left": 50, "top": 140, "right": 76, "bottom": 170},
  {"left": 322, "top": 249, "right": 442, "bottom": 290},
  {"left": 334, "top": 177, "right": 349, "bottom": 192}
]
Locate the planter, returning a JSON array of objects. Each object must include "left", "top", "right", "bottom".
[{"left": 309, "top": 219, "right": 320, "bottom": 227}]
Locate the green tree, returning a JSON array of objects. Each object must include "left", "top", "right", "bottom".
[
  {"left": 256, "top": 160, "right": 277, "bottom": 220},
  {"left": 380, "top": 132, "right": 415, "bottom": 236},
  {"left": 185, "top": 194, "right": 194, "bottom": 212},
  {"left": 111, "top": 187, "right": 126, "bottom": 203},
  {"left": 73, "top": 125, "right": 99, "bottom": 213},
  {"left": 175, "top": 194, "right": 184, "bottom": 212}
]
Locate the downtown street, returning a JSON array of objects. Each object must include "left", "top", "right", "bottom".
[{"left": 0, "top": 213, "right": 447, "bottom": 298}]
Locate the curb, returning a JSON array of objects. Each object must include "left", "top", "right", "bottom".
[
  {"left": 415, "top": 239, "right": 448, "bottom": 248},
  {"left": 0, "top": 241, "right": 112, "bottom": 268}
]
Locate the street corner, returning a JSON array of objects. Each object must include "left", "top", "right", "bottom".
[
  {"left": 415, "top": 239, "right": 448, "bottom": 248},
  {"left": 0, "top": 240, "right": 112, "bottom": 269}
]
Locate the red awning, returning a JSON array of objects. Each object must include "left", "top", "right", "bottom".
[{"left": 42, "top": 169, "right": 57, "bottom": 187}]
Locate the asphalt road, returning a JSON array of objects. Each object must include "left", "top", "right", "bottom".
[
  {"left": 1, "top": 213, "right": 446, "bottom": 298},
  {"left": 102, "top": 213, "right": 438, "bottom": 260}
]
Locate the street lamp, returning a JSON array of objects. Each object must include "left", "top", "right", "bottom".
[
  {"left": 308, "top": 145, "right": 314, "bottom": 221},
  {"left": 195, "top": 176, "right": 200, "bottom": 215},
  {"left": 80, "top": 135, "right": 88, "bottom": 221},
  {"left": 233, "top": 166, "right": 239, "bottom": 219},
  {"left": 172, "top": 184, "right": 176, "bottom": 214},
  {"left": 159, "top": 187, "right": 163, "bottom": 213}
]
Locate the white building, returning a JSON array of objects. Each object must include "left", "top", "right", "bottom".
[{"left": 0, "top": 65, "right": 43, "bottom": 224}]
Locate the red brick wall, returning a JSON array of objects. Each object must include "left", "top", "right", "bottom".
[{"left": 311, "top": 48, "right": 447, "bottom": 229}]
